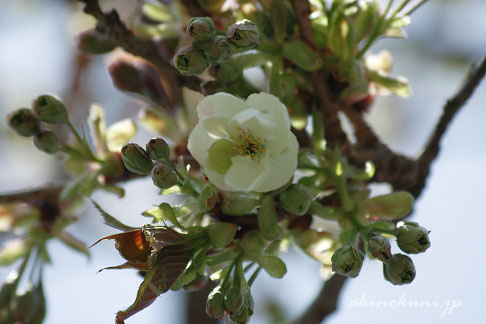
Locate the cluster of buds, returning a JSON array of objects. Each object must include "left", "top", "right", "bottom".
[
  {"left": 331, "top": 221, "right": 430, "bottom": 285},
  {"left": 206, "top": 281, "right": 255, "bottom": 323},
  {"left": 174, "top": 17, "right": 260, "bottom": 75},
  {"left": 6, "top": 94, "right": 68, "bottom": 154},
  {"left": 121, "top": 138, "right": 178, "bottom": 189}
]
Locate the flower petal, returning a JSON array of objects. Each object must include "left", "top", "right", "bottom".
[
  {"left": 198, "top": 92, "right": 247, "bottom": 121},
  {"left": 246, "top": 92, "right": 290, "bottom": 129},
  {"left": 187, "top": 123, "right": 217, "bottom": 164},
  {"left": 224, "top": 155, "right": 270, "bottom": 192},
  {"left": 255, "top": 132, "right": 298, "bottom": 192}
]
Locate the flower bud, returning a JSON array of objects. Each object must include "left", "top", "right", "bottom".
[
  {"left": 224, "top": 286, "right": 243, "bottom": 314},
  {"left": 206, "top": 286, "right": 224, "bottom": 318},
  {"left": 7, "top": 108, "right": 40, "bottom": 137},
  {"left": 12, "top": 282, "right": 46, "bottom": 324},
  {"left": 279, "top": 184, "right": 312, "bottom": 216},
  {"left": 331, "top": 245, "right": 364, "bottom": 278},
  {"left": 395, "top": 221, "right": 431, "bottom": 254},
  {"left": 187, "top": 17, "right": 216, "bottom": 42},
  {"left": 32, "top": 95, "right": 68, "bottom": 124},
  {"left": 109, "top": 60, "right": 143, "bottom": 93},
  {"left": 174, "top": 45, "right": 209, "bottom": 75},
  {"left": 146, "top": 138, "right": 170, "bottom": 162},
  {"left": 226, "top": 19, "right": 260, "bottom": 50},
  {"left": 151, "top": 161, "right": 178, "bottom": 189},
  {"left": 76, "top": 29, "right": 117, "bottom": 55},
  {"left": 33, "top": 130, "right": 59, "bottom": 154},
  {"left": 121, "top": 143, "right": 154, "bottom": 175},
  {"left": 383, "top": 253, "right": 416, "bottom": 285},
  {"left": 367, "top": 235, "right": 392, "bottom": 263}
]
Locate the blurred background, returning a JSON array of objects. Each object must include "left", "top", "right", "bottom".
[{"left": 0, "top": 0, "right": 485, "bottom": 323}]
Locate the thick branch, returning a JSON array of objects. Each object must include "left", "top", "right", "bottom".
[
  {"left": 411, "top": 56, "right": 486, "bottom": 195},
  {"left": 293, "top": 275, "right": 348, "bottom": 324},
  {"left": 290, "top": 0, "right": 348, "bottom": 148}
]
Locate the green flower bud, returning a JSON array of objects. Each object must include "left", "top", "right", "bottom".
[
  {"left": 210, "top": 35, "right": 232, "bottom": 60},
  {"left": 187, "top": 17, "right": 216, "bottom": 42},
  {"left": 7, "top": 108, "right": 40, "bottom": 137},
  {"left": 12, "top": 283, "right": 46, "bottom": 324},
  {"left": 206, "top": 286, "right": 224, "bottom": 318},
  {"left": 224, "top": 286, "right": 243, "bottom": 314},
  {"left": 226, "top": 19, "right": 260, "bottom": 50},
  {"left": 151, "top": 161, "right": 178, "bottom": 189},
  {"left": 32, "top": 95, "right": 68, "bottom": 124},
  {"left": 279, "top": 184, "right": 312, "bottom": 216},
  {"left": 76, "top": 29, "right": 117, "bottom": 55},
  {"left": 33, "top": 130, "right": 59, "bottom": 154},
  {"left": 395, "top": 221, "right": 431, "bottom": 254},
  {"left": 175, "top": 45, "right": 209, "bottom": 75},
  {"left": 121, "top": 143, "right": 154, "bottom": 175},
  {"left": 146, "top": 138, "right": 170, "bottom": 162},
  {"left": 367, "top": 235, "right": 392, "bottom": 263},
  {"left": 331, "top": 245, "right": 364, "bottom": 278},
  {"left": 383, "top": 253, "right": 416, "bottom": 285}
]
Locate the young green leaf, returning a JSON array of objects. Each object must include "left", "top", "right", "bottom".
[
  {"left": 358, "top": 191, "right": 414, "bottom": 220},
  {"left": 256, "top": 255, "right": 287, "bottom": 279}
]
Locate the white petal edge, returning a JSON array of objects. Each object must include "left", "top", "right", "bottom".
[
  {"left": 187, "top": 123, "right": 217, "bottom": 165},
  {"left": 246, "top": 92, "right": 290, "bottom": 129},
  {"left": 197, "top": 92, "right": 247, "bottom": 121},
  {"left": 255, "top": 132, "right": 298, "bottom": 193}
]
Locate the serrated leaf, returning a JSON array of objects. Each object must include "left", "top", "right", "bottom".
[
  {"left": 92, "top": 200, "right": 137, "bottom": 232},
  {"left": 257, "top": 255, "right": 287, "bottom": 278},
  {"left": 206, "top": 223, "right": 236, "bottom": 249},
  {"left": 97, "top": 262, "right": 150, "bottom": 273},
  {"left": 258, "top": 195, "right": 279, "bottom": 240},
  {"left": 282, "top": 40, "right": 324, "bottom": 71},
  {"left": 142, "top": 225, "right": 187, "bottom": 251},
  {"left": 90, "top": 230, "right": 151, "bottom": 263},
  {"left": 106, "top": 119, "right": 137, "bottom": 152},
  {"left": 358, "top": 191, "right": 414, "bottom": 220},
  {"left": 170, "top": 244, "right": 208, "bottom": 291}
]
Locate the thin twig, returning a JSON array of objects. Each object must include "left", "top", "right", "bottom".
[
  {"left": 293, "top": 275, "right": 348, "bottom": 324},
  {"left": 76, "top": 0, "right": 203, "bottom": 101}
]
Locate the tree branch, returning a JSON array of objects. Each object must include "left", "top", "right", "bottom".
[
  {"left": 410, "top": 56, "right": 486, "bottom": 196},
  {"left": 76, "top": 0, "right": 203, "bottom": 100},
  {"left": 293, "top": 275, "right": 348, "bottom": 324},
  {"left": 290, "top": 0, "right": 348, "bottom": 148}
]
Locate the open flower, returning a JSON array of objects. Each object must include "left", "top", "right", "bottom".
[{"left": 188, "top": 92, "right": 298, "bottom": 192}]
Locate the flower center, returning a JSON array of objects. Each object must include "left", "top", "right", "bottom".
[{"left": 233, "top": 127, "right": 266, "bottom": 160}]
